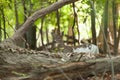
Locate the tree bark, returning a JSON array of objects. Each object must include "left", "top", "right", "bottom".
[
  {"left": 90, "top": 0, "right": 96, "bottom": 45},
  {"left": 14, "top": 0, "right": 19, "bottom": 29},
  {"left": 1, "top": 8, "right": 6, "bottom": 39},
  {"left": 0, "top": 15, "right": 2, "bottom": 42},
  {"left": 0, "top": 48, "right": 120, "bottom": 80}
]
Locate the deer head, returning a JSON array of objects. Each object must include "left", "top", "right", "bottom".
[{"left": 51, "top": 29, "right": 64, "bottom": 46}]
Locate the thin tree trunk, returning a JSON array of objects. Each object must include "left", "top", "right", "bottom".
[
  {"left": 103, "top": 0, "right": 108, "bottom": 53},
  {"left": 56, "top": 0, "right": 60, "bottom": 33},
  {"left": 117, "top": 26, "right": 120, "bottom": 49},
  {"left": 0, "top": 15, "right": 2, "bottom": 42},
  {"left": 14, "top": 0, "right": 19, "bottom": 29},
  {"left": 90, "top": 0, "right": 96, "bottom": 45},
  {"left": 56, "top": 10, "right": 60, "bottom": 32},
  {"left": 40, "top": 17, "right": 44, "bottom": 46},
  {"left": 116, "top": 3, "right": 120, "bottom": 53},
  {"left": 21, "top": 0, "right": 27, "bottom": 48},
  {"left": 1, "top": 8, "right": 6, "bottom": 39},
  {"left": 22, "top": 0, "right": 27, "bottom": 21},
  {"left": 72, "top": 2, "right": 77, "bottom": 46},
  {"left": 73, "top": 2, "right": 80, "bottom": 45},
  {"left": 112, "top": 0, "right": 118, "bottom": 55},
  {"left": 46, "top": 27, "right": 49, "bottom": 44}
]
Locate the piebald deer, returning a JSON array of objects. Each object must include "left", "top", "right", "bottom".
[
  {"left": 51, "top": 29, "right": 99, "bottom": 54},
  {"left": 51, "top": 29, "right": 100, "bottom": 61}
]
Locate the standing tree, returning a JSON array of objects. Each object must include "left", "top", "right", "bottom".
[{"left": 90, "top": 0, "right": 96, "bottom": 45}]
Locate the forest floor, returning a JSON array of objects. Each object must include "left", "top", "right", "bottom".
[{"left": 0, "top": 44, "right": 120, "bottom": 80}]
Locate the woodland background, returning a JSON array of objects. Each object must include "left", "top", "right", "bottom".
[
  {"left": 0, "top": 0, "right": 120, "bottom": 80},
  {"left": 0, "top": 0, "right": 120, "bottom": 53}
]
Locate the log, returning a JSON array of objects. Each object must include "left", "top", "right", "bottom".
[{"left": 0, "top": 48, "right": 120, "bottom": 80}]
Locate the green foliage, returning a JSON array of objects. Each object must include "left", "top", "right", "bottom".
[
  {"left": 1, "top": 0, "right": 118, "bottom": 43},
  {"left": 0, "top": 0, "right": 9, "bottom": 7},
  {"left": 116, "top": 0, "right": 120, "bottom": 3}
]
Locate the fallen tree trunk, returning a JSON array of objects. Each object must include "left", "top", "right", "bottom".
[{"left": 0, "top": 48, "right": 120, "bottom": 80}]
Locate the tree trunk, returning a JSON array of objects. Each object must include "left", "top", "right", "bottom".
[
  {"left": 23, "top": 0, "right": 36, "bottom": 49},
  {"left": 112, "top": 0, "right": 118, "bottom": 55},
  {"left": 90, "top": 0, "right": 96, "bottom": 45},
  {"left": 1, "top": 8, "right": 6, "bottom": 39},
  {"left": 98, "top": 0, "right": 120, "bottom": 54},
  {"left": 0, "top": 48, "right": 120, "bottom": 80},
  {"left": 103, "top": 0, "right": 108, "bottom": 53},
  {"left": 46, "top": 26, "right": 49, "bottom": 44},
  {"left": 116, "top": 3, "right": 120, "bottom": 53},
  {"left": 26, "top": 25, "right": 36, "bottom": 49},
  {"left": 56, "top": 0, "right": 60, "bottom": 33},
  {"left": 14, "top": 0, "right": 19, "bottom": 29},
  {"left": 0, "top": 15, "right": 2, "bottom": 42},
  {"left": 40, "top": 17, "right": 44, "bottom": 46}
]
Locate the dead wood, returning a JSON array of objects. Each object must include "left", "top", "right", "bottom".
[{"left": 0, "top": 47, "right": 120, "bottom": 80}]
